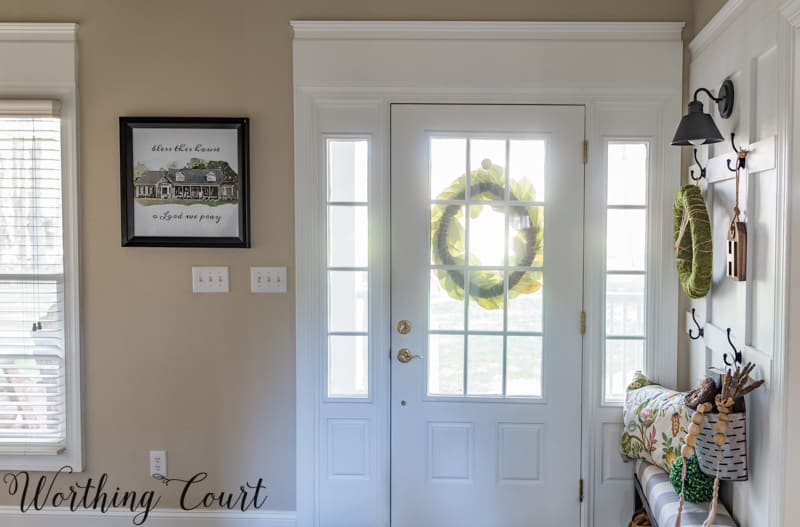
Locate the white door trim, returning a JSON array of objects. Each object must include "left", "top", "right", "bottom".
[{"left": 293, "top": 21, "right": 683, "bottom": 527}]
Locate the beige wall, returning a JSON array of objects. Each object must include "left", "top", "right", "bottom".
[{"left": 0, "top": 0, "right": 694, "bottom": 510}]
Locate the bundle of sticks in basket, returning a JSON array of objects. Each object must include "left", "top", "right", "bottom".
[
  {"left": 720, "top": 362, "right": 764, "bottom": 403},
  {"left": 685, "top": 362, "right": 764, "bottom": 412}
]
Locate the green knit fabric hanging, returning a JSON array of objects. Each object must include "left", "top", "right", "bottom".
[
  {"left": 673, "top": 185, "right": 713, "bottom": 299},
  {"left": 670, "top": 455, "right": 714, "bottom": 503}
]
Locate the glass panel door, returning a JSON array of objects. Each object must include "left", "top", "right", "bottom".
[{"left": 428, "top": 137, "right": 546, "bottom": 398}]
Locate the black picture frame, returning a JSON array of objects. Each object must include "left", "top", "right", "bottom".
[{"left": 119, "top": 117, "right": 250, "bottom": 247}]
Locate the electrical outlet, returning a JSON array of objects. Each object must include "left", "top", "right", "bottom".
[
  {"left": 250, "top": 267, "right": 288, "bottom": 293},
  {"left": 150, "top": 450, "right": 167, "bottom": 477},
  {"left": 192, "top": 266, "right": 229, "bottom": 293}
]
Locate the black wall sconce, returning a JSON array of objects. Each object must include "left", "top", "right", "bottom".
[{"left": 672, "top": 80, "right": 735, "bottom": 146}]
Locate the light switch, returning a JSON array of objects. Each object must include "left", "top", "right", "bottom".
[
  {"left": 251, "top": 267, "right": 288, "bottom": 293},
  {"left": 192, "top": 266, "right": 229, "bottom": 293}
]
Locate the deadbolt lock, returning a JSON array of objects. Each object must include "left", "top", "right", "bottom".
[
  {"left": 397, "top": 348, "right": 423, "bottom": 363},
  {"left": 397, "top": 320, "right": 412, "bottom": 335}
]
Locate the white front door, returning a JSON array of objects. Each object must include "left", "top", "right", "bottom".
[{"left": 391, "top": 104, "right": 585, "bottom": 527}]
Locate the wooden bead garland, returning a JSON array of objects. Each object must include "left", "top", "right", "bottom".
[
  {"left": 700, "top": 364, "right": 762, "bottom": 527},
  {"left": 674, "top": 401, "right": 711, "bottom": 527},
  {"left": 674, "top": 365, "right": 764, "bottom": 527},
  {"left": 701, "top": 395, "right": 734, "bottom": 527}
]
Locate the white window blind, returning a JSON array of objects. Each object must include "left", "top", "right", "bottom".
[{"left": 0, "top": 103, "right": 66, "bottom": 451}]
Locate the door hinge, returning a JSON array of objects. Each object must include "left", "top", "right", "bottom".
[
  {"left": 582, "top": 140, "right": 588, "bottom": 165},
  {"left": 579, "top": 478, "right": 584, "bottom": 502},
  {"left": 580, "top": 311, "right": 586, "bottom": 335}
]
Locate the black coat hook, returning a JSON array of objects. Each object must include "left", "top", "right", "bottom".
[
  {"left": 688, "top": 308, "right": 704, "bottom": 340},
  {"left": 691, "top": 149, "right": 707, "bottom": 181},
  {"left": 724, "top": 327, "right": 743, "bottom": 368},
  {"left": 726, "top": 133, "right": 747, "bottom": 172}
]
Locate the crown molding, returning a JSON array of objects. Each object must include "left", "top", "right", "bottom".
[
  {"left": 781, "top": 0, "right": 800, "bottom": 26},
  {"left": 0, "top": 23, "right": 77, "bottom": 41},
  {"left": 291, "top": 21, "right": 685, "bottom": 42},
  {"left": 689, "top": 0, "right": 747, "bottom": 57}
]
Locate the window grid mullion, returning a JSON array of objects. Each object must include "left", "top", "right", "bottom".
[
  {"left": 603, "top": 141, "right": 649, "bottom": 403},
  {"left": 325, "top": 138, "right": 370, "bottom": 399}
]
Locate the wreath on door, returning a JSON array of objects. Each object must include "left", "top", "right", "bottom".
[
  {"left": 431, "top": 160, "right": 543, "bottom": 310},
  {"left": 673, "top": 184, "right": 713, "bottom": 299}
]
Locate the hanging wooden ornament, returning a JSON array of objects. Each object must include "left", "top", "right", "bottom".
[
  {"left": 727, "top": 221, "right": 746, "bottom": 281},
  {"left": 726, "top": 149, "right": 747, "bottom": 281}
]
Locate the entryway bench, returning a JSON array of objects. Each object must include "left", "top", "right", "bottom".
[{"left": 634, "top": 460, "right": 738, "bottom": 527}]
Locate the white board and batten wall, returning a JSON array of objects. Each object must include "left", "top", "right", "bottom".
[
  {"left": 687, "top": 1, "right": 799, "bottom": 526},
  {"left": 294, "top": 21, "right": 684, "bottom": 527},
  {"left": 789, "top": 0, "right": 800, "bottom": 524}
]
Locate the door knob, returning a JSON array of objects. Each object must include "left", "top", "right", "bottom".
[
  {"left": 397, "top": 348, "right": 423, "bottom": 363},
  {"left": 396, "top": 320, "right": 412, "bottom": 334}
]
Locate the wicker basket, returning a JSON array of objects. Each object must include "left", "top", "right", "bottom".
[{"left": 695, "top": 411, "right": 748, "bottom": 481}]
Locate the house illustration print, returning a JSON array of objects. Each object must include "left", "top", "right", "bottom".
[{"left": 134, "top": 167, "right": 240, "bottom": 204}]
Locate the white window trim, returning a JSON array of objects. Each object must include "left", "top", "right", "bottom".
[
  {"left": 0, "top": 23, "right": 82, "bottom": 471},
  {"left": 293, "top": 21, "right": 683, "bottom": 527}
]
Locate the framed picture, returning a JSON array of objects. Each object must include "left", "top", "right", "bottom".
[{"left": 119, "top": 117, "right": 250, "bottom": 247}]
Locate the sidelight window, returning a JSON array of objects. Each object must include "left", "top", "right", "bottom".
[
  {"left": 326, "top": 138, "right": 370, "bottom": 398},
  {"left": 603, "top": 142, "right": 649, "bottom": 403}
]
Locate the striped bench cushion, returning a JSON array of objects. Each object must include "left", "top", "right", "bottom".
[{"left": 636, "top": 460, "right": 737, "bottom": 527}]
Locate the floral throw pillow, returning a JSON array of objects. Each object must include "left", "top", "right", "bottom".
[
  {"left": 626, "top": 370, "right": 657, "bottom": 392},
  {"left": 620, "top": 373, "right": 689, "bottom": 472}
]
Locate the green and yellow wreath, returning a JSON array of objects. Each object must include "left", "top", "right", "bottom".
[{"left": 431, "top": 160, "right": 543, "bottom": 310}]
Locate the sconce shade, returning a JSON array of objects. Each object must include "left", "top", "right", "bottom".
[{"left": 671, "top": 101, "right": 724, "bottom": 146}]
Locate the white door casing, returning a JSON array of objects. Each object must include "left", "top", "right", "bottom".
[
  {"left": 390, "top": 104, "right": 585, "bottom": 526},
  {"left": 293, "top": 22, "right": 683, "bottom": 527}
]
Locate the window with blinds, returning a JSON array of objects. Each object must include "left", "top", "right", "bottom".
[{"left": 0, "top": 109, "right": 67, "bottom": 450}]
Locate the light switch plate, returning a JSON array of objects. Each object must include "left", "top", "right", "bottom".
[
  {"left": 192, "top": 266, "right": 229, "bottom": 293},
  {"left": 251, "top": 267, "right": 288, "bottom": 293}
]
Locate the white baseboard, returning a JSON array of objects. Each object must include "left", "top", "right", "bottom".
[{"left": 0, "top": 506, "right": 296, "bottom": 526}]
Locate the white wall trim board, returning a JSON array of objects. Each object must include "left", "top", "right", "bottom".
[
  {"left": 291, "top": 21, "right": 685, "bottom": 42},
  {"left": 0, "top": 506, "right": 296, "bottom": 526},
  {"left": 689, "top": 0, "right": 747, "bottom": 57},
  {"left": 773, "top": 3, "right": 800, "bottom": 525},
  {"left": 688, "top": 1, "right": 793, "bottom": 525},
  {"left": 0, "top": 23, "right": 77, "bottom": 41},
  {"left": 780, "top": 0, "right": 800, "bottom": 25},
  {"left": 294, "top": 21, "right": 682, "bottom": 527},
  {"left": 692, "top": 136, "right": 776, "bottom": 183}
]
